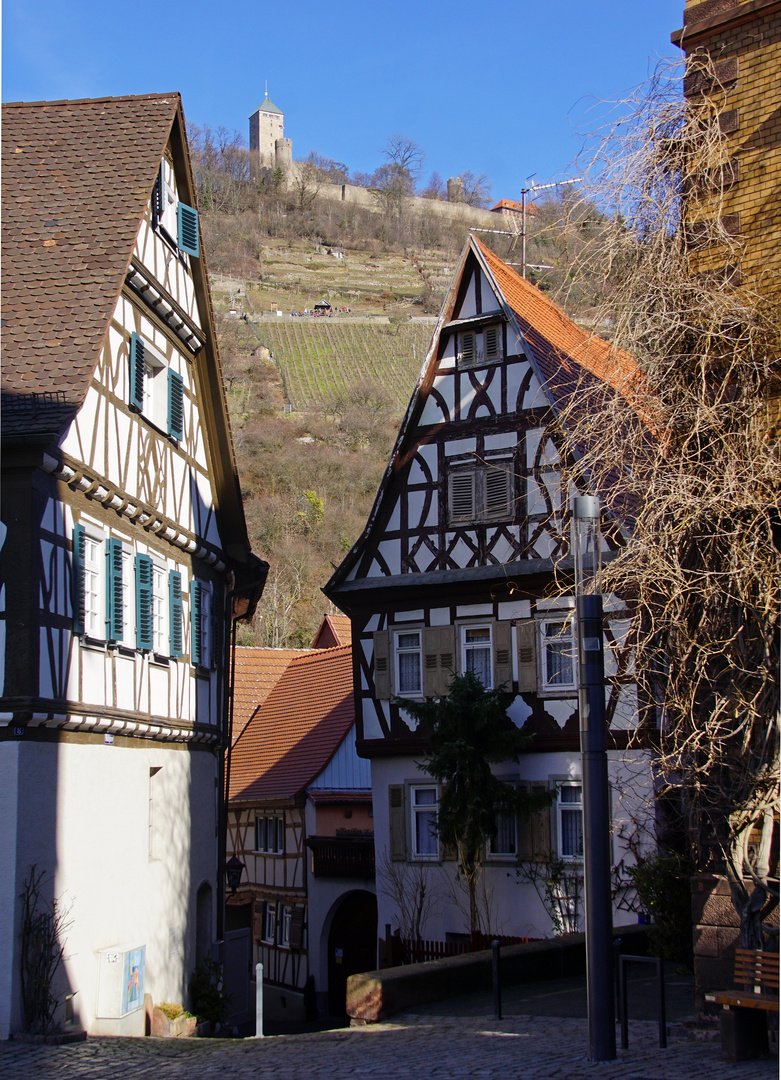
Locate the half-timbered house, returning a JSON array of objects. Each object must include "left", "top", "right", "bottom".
[
  {"left": 324, "top": 235, "right": 655, "bottom": 945},
  {"left": 0, "top": 94, "right": 266, "bottom": 1038},
  {"left": 228, "top": 640, "right": 375, "bottom": 1019}
]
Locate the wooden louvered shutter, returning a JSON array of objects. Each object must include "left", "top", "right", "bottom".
[
  {"left": 423, "top": 625, "right": 455, "bottom": 698},
  {"left": 135, "top": 554, "right": 153, "bottom": 651},
  {"left": 459, "top": 331, "right": 475, "bottom": 366},
  {"left": 289, "top": 907, "right": 305, "bottom": 950},
  {"left": 177, "top": 202, "right": 200, "bottom": 257},
  {"left": 373, "top": 630, "right": 391, "bottom": 699},
  {"left": 72, "top": 524, "right": 86, "bottom": 635},
  {"left": 167, "top": 370, "right": 184, "bottom": 441},
  {"left": 517, "top": 620, "right": 537, "bottom": 692},
  {"left": 389, "top": 785, "right": 406, "bottom": 861},
  {"left": 169, "top": 571, "right": 183, "bottom": 657},
  {"left": 531, "top": 780, "right": 552, "bottom": 860},
  {"left": 449, "top": 472, "right": 475, "bottom": 522},
  {"left": 190, "top": 580, "right": 202, "bottom": 666},
  {"left": 105, "top": 538, "right": 124, "bottom": 642},
  {"left": 485, "top": 466, "right": 511, "bottom": 516},
  {"left": 493, "top": 621, "right": 512, "bottom": 690},
  {"left": 129, "top": 333, "right": 145, "bottom": 412},
  {"left": 484, "top": 324, "right": 502, "bottom": 360}
]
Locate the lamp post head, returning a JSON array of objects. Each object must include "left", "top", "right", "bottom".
[
  {"left": 573, "top": 495, "right": 602, "bottom": 595},
  {"left": 226, "top": 855, "right": 245, "bottom": 895}
]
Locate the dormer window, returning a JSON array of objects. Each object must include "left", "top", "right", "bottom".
[{"left": 153, "top": 161, "right": 200, "bottom": 258}]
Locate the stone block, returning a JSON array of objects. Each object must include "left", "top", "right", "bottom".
[{"left": 150, "top": 1009, "right": 170, "bottom": 1037}]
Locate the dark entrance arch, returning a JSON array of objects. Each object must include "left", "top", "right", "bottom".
[{"left": 327, "top": 890, "right": 377, "bottom": 1016}]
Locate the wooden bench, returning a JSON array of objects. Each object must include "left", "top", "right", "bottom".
[{"left": 705, "top": 948, "right": 779, "bottom": 1061}]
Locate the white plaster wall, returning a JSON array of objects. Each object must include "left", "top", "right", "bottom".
[
  {"left": 371, "top": 749, "right": 652, "bottom": 945},
  {"left": 13, "top": 739, "right": 217, "bottom": 1035}
]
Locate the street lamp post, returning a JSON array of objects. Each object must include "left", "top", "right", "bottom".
[{"left": 573, "top": 495, "right": 616, "bottom": 1062}]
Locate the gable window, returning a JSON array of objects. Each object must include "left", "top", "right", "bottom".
[
  {"left": 538, "top": 617, "right": 577, "bottom": 692},
  {"left": 255, "top": 815, "right": 284, "bottom": 854},
  {"left": 395, "top": 629, "right": 422, "bottom": 697},
  {"left": 129, "top": 333, "right": 184, "bottom": 442},
  {"left": 448, "top": 463, "right": 512, "bottom": 524},
  {"left": 557, "top": 783, "right": 583, "bottom": 860},
  {"left": 411, "top": 785, "right": 439, "bottom": 858},
  {"left": 153, "top": 161, "right": 200, "bottom": 258},
  {"left": 461, "top": 625, "right": 493, "bottom": 688},
  {"left": 456, "top": 324, "right": 503, "bottom": 368}
]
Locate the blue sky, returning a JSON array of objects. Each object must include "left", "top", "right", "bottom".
[{"left": 3, "top": 0, "right": 683, "bottom": 201}]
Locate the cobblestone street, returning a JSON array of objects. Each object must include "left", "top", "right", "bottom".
[{"left": 1, "top": 1015, "right": 777, "bottom": 1080}]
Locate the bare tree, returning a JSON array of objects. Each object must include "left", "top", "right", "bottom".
[
  {"left": 552, "top": 57, "right": 780, "bottom": 948},
  {"left": 380, "top": 133, "right": 426, "bottom": 183},
  {"left": 459, "top": 170, "right": 493, "bottom": 208},
  {"left": 377, "top": 852, "right": 441, "bottom": 941}
]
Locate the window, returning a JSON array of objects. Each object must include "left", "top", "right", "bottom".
[
  {"left": 73, "top": 525, "right": 114, "bottom": 642},
  {"left": 129, "top": 333, "right": 184, "bottom": 442},
  {"left": 151, "top": 561, "right": 168, "bottom": 655},
  {"left": 490, "top": 810, "right": 518, "bottom": 857},
  {"left": 456, "top": 324, "right": 503, "bottom": 368},
  {"left": 558, "top": 784, "right": 583, "bottom": 860},
  {"left": 279, "top": 904, "right": 292, "bottom": 948},
  {"left": 462, "top": 625, "right": 493, "bottom": 688},
  {"left": 190, "top": 580, "right": 214, "bottom": 668},
  {"left": 539, "top": 617, "right": 577, "bottom": 692},
  {"left": 262, "top": 902, "right": 277, "bottom": 943},
  {"left": 153, "top": 161, "right": 200, "bottom": 258},
  {"left": 411, "top": 785, "right": 438, "bottom": 858},
  {"left": 83, "top": 532, "right": 104, "bottom": 639},
  {"left": 255, "top": 815, "right": 284, "bottom": 854},
  {"left": 119, "top": 546, "right": 135, "bottom": 648},
  {"left": 448, "top": 464, "right": 512, "bottom": 524},
  {"left": 395, "top": 629, "right": 422, "bottom": 697}
]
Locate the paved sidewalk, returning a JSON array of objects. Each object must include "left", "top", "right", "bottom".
[{"left": 1, "top": 1014, "right": 777, "bottom": 1080}]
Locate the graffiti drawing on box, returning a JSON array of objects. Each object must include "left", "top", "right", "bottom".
[{"left": 122, "top": 946, "right": 145, "bottom": 1014}]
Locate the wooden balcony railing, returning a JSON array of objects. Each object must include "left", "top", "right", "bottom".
[{"left": 306, "top": 834, "right": 375, "bottom": 879}]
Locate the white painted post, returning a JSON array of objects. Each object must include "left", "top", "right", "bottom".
[{"left": 255, "top": 963, "right": 264, "bottom": 1038}]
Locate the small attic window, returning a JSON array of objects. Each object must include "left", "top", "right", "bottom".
[
  {"left": 456, "top": 324, "right": 504, "bottom": 368},
  {"left": 153, "top": 161, "right": 200, "bottom": 258}
]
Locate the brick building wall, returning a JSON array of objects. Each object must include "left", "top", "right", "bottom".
[{"left": 672, "top": 0, "right": 781, "bottom": 295}]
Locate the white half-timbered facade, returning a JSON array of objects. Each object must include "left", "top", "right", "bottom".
[
  {"left": 0, "top": 94, "right": 266, "bottom": 1039},
  {"left": 227, "top": 640, "right": 375, "bottom": 1019},
  {"left": 325, "top": 236, "right": 656, "bottom": 945}
]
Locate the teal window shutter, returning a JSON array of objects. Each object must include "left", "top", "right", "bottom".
[
  {"left": 135, "top": 554, "right": 153, "bottom": 651},
  {"left": 190, "top": 580, "right": 202, "bottom": 665},
  {"left": 169, "top": 571, "right": 183, "bottom": 657},
  {"left": 129, "top": 333, "right": 145, "bottom": 411},
  {"left": 177, "top": 202, "right": 200, "bottom": 257},
  {"left": 106, "top": 538, "right": 124, "bottom": 642},
  {"left": 167, "top": 370, "right": 184, "bottom": 440},
  {"left": 72, "top": 524, "right": 86, "bottom": 635}
]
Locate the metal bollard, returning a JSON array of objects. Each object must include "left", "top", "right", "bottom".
[
  {"left": 492, "top": 940, "right": 502, "bottom": 1020},
  {"left": 255, "top": 962, "right": 264, "bottom": 1038}
]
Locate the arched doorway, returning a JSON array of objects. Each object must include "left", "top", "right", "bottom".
[{"left": 327, "top": 890, "right": 377, "bottom": 1016}]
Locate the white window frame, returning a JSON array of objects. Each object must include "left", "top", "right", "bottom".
[
  {"left": 156, "top": 161, "right": 179, "bottom": 245},
  {"left": 410, "top": 784, "right": 439, "bottom": 859},
  {"left": 151, "top": 560, "right": 168, "bottom": 657},
  {"left": 557, "top": 782, "right": 584, "bottom": 861},
  {"left": 255, "top": 815, "right": 284, "bottom": 854},
  {"left": 279, "top": 904, "right": 292, "bottom": 948},
  {"left": 83, "top": 532, "right": 105, "bottom": 641},
  {"left": 262, "top": 901, "right": 277, "bottom": 944},
  {"left": 460, "top": 623, "right": 493, "bottom": 689},
  {"left": 394, "top": 627, "right": 423, "bottom": 699},
  {"left": 143, "top": 348, "right": 168, "bottom": 432},
  {"left": 537, "top": 615, "right": 577, "bottom": 694},
  {"left": 118, "top": 546, "right": 135, "bottom": 649}
]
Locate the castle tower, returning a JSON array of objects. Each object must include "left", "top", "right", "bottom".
[{"left": 249, "top": 91, "right": 284, "bottom": 172}]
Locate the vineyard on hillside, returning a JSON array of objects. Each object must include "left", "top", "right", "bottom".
[{"left": 254, "top": 319, "right": 436, "bottom": 412}]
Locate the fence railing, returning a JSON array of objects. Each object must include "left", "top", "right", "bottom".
[{"left": 383, "top": 930, "right": 535, "bottom": 967}]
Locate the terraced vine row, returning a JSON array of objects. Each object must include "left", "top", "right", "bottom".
[{"left": 256, "top": 321, "right": 434, "bottom": 412}]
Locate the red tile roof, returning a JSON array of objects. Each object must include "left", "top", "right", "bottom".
[
  {"left": 311, "top": 613, "right": 351, "bottom": 648},
  {"left": 231, "top": 647, "right": 308, "bottom": 743},
  {"left": 229, "top": 644, "right": 354, "bottom": 804},
  {"left": 2, "top": 94, "right": 182, "bottom": 434}
]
